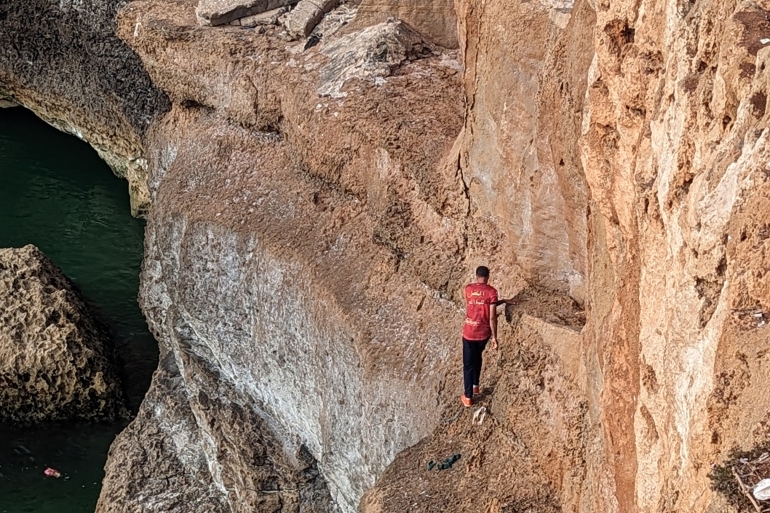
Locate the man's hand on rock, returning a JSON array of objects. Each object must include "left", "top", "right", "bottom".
[{"left": 490, "top": 337, "right": 498, "bottom": 350}]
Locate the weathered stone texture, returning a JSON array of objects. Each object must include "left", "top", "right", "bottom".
[
  {"left": 454, "top": 0, "right": 593, "bottom": 306},
  {"left": 96, "top": 352, "right": 228, "bottom": 513},
  {"left": 129, "top": 73, "right": 464, "bottom": 509},
  {"left": 0, "top": 0, "right": 169, "bottom": 216},
  {"left": 97, "top": 350, "right": 335, "bottom": 513},
  {"left": 240, "top": 6, "right": 289, "bottom": 27},
  {"left": 317, "top": 20, "right": 426, "bottom": 97},
  {"left": 579, "top": 0, "right": 770, "bottom": 509},
  {"left": 354, "top": 0, "right": 458, "bottom": 48},
  {"left": 280, "top": 0, "right": 339, "bottom": 38},
  {"left": 0, "top": 245, "right": 128, "bottom": 424},
  {"left": 3, "top": 0, "right": 770, "bottom": 511},
  {"left": 196, "top": 0, "right": 297, "bottom": 26}
]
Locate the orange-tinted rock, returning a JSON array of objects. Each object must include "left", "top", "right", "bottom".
[
  {"left": 3, "top": 0, "right": 770, "bottom": 511},
  {"left": 354, "top": 0, "right": 458, "bottom": 48}
]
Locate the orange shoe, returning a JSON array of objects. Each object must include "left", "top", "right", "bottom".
[
  {"left": 461, "top": 394, "right": 473, "bottom": 407},
  {"left": 473, "top": 385, "right": 480, "bottom": 396}
]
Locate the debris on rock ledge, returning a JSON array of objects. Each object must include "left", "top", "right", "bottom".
[
  {"left": 306, "top": 3, "right": 358, "bottom": 42},
  {"left": 710, "top": 447, "right": 770, "bottom": 511},
  {"left": 317, "top": 19, "right": 429, "bottom": 98},
  {"left": 427, "top": 453, "right": 461, "bottom": 471},
  {"left": 754, "top": 478, "right": 770, "bottom": 500},
  {"left": 240, "top": 6, "right": 290, "bottom": 27},
  {"left": 280, "top": 0, "right": 340, "bottom": 39},
  {"left": 196, "top": 0, "right": 298, "bottom": 26}
]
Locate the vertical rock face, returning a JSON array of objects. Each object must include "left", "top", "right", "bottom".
[
  {"left": 365, "top": 0, "right": 770, "bottom": 510},
  {"left": 0, "top": 245, "right": 128, "bottom": 424},
  {"left": 454, "top": 0, "right": 594, "bottom": 305},
  {"left": 580, "top": 0, "right": 770, "bottom": 510}
]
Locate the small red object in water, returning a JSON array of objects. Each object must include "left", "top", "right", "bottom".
[{"left": 43, "top": 467, "right": 61, "bottom": 478}]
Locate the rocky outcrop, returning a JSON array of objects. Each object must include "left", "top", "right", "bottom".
[
  {"left": 97, "top": 350, "right": 335, "bottom": 512},
  {"left": 317, "top": 19, "right": 428, "bottom": 97},
  {"left": 114, "top": 37, "right": 465, "bottom": 505},
  {"left": 354, "top": 0, "right": 458, "bottom": 48},
  {"left": 0, "top": 245, "right": 128, "bottom": 424},
  {"left": 281, "top": 0, "right": 339, "bottom": 38}
]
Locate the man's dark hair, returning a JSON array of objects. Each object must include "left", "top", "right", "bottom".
[{"left": 475, "top": 266, "right": 490, "bottom": 278}]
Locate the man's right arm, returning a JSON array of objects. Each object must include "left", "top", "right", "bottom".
[{"left": 495, "top": 297, "right": 524, "bottom": 306}]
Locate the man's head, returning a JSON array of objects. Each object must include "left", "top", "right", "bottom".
[{"left": 475, "top": 266, "right": 490, "bottom": 282}]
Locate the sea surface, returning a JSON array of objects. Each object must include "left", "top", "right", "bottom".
[{"left": 0, "top": 107, "right": 158, "bottom": 512}]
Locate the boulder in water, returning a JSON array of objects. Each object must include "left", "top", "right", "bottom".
[{"left": 0, "top": 245, "right": 128, "bottom": 424}]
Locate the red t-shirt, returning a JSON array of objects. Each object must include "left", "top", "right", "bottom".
[{"left": 462, "top": 283, "right": 498, "bottom": 341}]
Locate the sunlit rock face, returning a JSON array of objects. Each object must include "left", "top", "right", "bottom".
[
  {"left": 453, "top": 0, "right": 593, "bottom": 306},
  {"left": 579, "top": 0, "right": 770, "bottom": 510}
]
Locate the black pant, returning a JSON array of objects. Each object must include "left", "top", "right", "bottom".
[{"left": 462, "top": 337, "right": 488, "bottom": 398}]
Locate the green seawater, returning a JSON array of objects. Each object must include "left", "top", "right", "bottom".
[{"left": 0, "top": 107, "right": 158, "bottom": 512}]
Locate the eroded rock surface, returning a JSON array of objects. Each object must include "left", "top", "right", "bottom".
[
  {"left": 280, "top": 0, "right": 339, "bottom": 38},
  {"left": 3, "top": 0, "right": 770, "bottom": 511},
  {"left": 196, "top": 0, "right": 297, "bottom": 26},
  {"left": 318, "top": 19, "right": 427, "bottom": 97},
  {"left": 360, "top": 303, "right": 587, "bottom": 512},
  {"left": 0, "top": 245, "right": 128, "bottom": 424},
  {"left": 97, "top": 350, "right": 335, "bottom": 512},
  {"left": 353, "top": 0, "right": 457, "bottom": 48}
]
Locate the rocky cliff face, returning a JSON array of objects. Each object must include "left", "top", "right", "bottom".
[
  {"left": 2, "top": 0, "right": 770, "bottom": 510},
  {"left": 580, "top": 0, "right": 770, "bottom": 509}
]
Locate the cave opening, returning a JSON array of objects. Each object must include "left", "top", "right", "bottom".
[{"left": 0, "top": 106, "right": 158, "bottom": 512}]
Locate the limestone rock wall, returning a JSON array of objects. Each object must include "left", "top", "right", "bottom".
[
  {"left": 0, "top": 245, "right": 128, "bottom": 424},
  {"left": 126, "top": 68, "right": 465, "bottom": 508},
  {"left": 580, "top": 0, "right": 770, "bottom": 509},
  {"left": 363, "top": 0, "right": 770, "bottom": 510},
  {"left": 454, "top": 0, "right": 594, "bottom": 305}
]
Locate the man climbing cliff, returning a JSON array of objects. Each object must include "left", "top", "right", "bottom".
[{"left": 461, "top": 266, "right": 517, "bottom": 407}]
